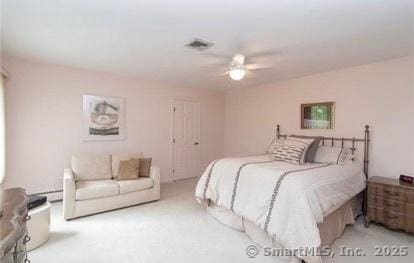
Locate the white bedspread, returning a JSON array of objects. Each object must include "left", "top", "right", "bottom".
[{"left": 195, "top": 154, "right": 365, "bottom": 262}]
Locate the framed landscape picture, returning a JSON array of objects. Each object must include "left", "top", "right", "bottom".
[
  {"left": 301, "top": 102, "right": 335, "bottom": 130},
  {"left": 83, "top": 95, "right": 125, "bottom": 141}
]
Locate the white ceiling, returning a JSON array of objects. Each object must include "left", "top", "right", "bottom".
[{"left": 2, "top": 0, "right": 413, "bottom": 89}]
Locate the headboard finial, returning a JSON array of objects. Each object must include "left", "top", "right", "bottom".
[{"left": 276, "top": 124, "right": 280, "bottom": 139}]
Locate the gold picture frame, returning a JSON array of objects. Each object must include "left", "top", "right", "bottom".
[{"left": 301, "top": 102, "right": 335, "bottom": 129}]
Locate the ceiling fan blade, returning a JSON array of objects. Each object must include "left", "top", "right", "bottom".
[
  {"left": 220, "top": 71, "right": 229, "bottom": 76},
  {"left": 199, "top": 62, "right": 229, "bottom": 70},
  {"left": 199, "top": 52, "right": 231, "bottom": 60},
  {"left": 245, "top": 64, "right": 273, "bottom": 70},
  {"left": 248, "top": 49, "right": 282, "bottom": 59}
]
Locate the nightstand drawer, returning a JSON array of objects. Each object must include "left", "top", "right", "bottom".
[
  {"left": 368, "top": 195, "right": 406, "bottom": 214},
  {"left": 368, "top": 183, "right": 414, "bottom": 203},
  {"left": 368, "top": 207, "right": 406, "bottom": 229}
]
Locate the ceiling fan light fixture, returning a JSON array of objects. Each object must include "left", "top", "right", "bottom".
[
  {"left": 229, "top": 63, "right": 246, "bottom": 81},
  {"left": 229, "top": 68, "right": 246, "bottom": 81}
]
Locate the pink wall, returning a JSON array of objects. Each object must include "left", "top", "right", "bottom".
[
  {"left": 225, "top": 56, "right": 414, "bottom": 179},
  {"left": 3, "top": 55, "right": 413, "bottom": 194},
  {"left": 3, "top": 57, "right": 225, "bottom": 193}
]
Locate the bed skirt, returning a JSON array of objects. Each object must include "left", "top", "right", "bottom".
[{"left": 207, "top": 193, "right": 362, "bottom": 262}]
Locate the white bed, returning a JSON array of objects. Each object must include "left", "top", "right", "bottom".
[{"left": 195, "top": 154, "right": 366, "bottom": 263}]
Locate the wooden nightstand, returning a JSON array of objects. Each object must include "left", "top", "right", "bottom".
[{"left": 366, "top": 176, "right": 414, "bottom": 233}]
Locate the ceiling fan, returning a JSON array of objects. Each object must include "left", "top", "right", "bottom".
[
  {"left": 201, "top": 50, "right": 280, "bottom": 81},
  {"left": 228, "top": 53, "right": 270, "bottom": 81},
  {"left": 228, "top": 53, "right": 279, "bottom": 80},
  {"left": 228, "top": 54, "right": 246, "bottom": 80}
]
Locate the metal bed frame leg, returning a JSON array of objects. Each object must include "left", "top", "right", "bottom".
[{"left": 363, "top": 125, "right": 370, "bottom": 228}]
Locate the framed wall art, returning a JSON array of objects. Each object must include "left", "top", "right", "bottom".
[
  {"left": 301, "top": 102, "right": 335, "bottom": 130},
  {"left": 83, "top": 95, "right": 125, "bottom": 140}
]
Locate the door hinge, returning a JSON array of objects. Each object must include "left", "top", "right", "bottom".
[
  {"left": 173, "top": 138, "right": 175, "bottom": 143},
  {"left": 173, "top": 107, "right": 176, "bottom": 112},
  {"left": 173, "top": 169, "right": 175, "bottom": 174}
]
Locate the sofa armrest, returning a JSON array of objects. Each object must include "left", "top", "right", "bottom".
[
  {"left": 63, "top": 168, "right": 76, "bottom": 220},
  {"left": 150, "top": 166, "right": 160, "bottom": 199}
]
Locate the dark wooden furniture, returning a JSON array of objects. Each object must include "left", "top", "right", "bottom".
[
  {"left": 366, "top": 176, "right": 414, "bottom": 233},
  {"left": 0, "top": 188, "right": 30, "bottom": 263}
]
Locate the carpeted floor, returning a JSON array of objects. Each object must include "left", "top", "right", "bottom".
[{"left": 28, "top": 179, "right": 414, "bottom": 263}]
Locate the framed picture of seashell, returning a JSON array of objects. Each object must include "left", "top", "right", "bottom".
[{"left": 83, "top": 95, "right": 125, "bottom": 140}]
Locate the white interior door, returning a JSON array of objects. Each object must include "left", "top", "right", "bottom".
[{"left": 173, "top": 99, "right": 200, "bottom": 180}]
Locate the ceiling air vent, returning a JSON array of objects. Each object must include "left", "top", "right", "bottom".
[{"left": 186, "top": 38, "right": 214, "bottom": 51}]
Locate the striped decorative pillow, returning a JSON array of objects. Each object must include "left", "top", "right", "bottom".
[
  {"left": 266, "top": 138, "right": 285, "bottom": 153},
  {"left": 284, "top": 136, "right": 315, "bottom": 164},
  {"left": 271, "top": 142, "right": 306, "bottom": 165}
]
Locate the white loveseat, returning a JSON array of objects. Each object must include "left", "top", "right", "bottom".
[{"left": 63, "top": 154, "right": 160, "bottom": 220}]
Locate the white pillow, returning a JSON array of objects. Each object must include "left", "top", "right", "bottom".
[
  {"left": 284, "top": 136, "right": 315, "bottom": 164},
  {"left": 314, "top": 146, "right": 352, "bottom": 165}
]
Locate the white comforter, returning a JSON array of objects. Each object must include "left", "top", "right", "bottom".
[{"left": 195, "top": 154, "right": 365, "bottom": 262}]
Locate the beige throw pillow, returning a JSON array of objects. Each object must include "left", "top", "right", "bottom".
[
  {"left": 117, "top": 159, "right": 140, "bottom": 180},
  {"left": 139, "top": 158, "right": 152, "bottom": 177},
  {"left": 112, "top": 153, "right": 144, "bottom": 179}
]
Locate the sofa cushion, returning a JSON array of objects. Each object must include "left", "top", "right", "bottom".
[
  {"left": 117, "top": 178, "right": 153, "bottom": 195},
  {"left": 76, "top": 180, "right": 119, "bottom": 201},
  {"left": 72, "top": 154, "right": 112, "bottom": 181},
  {"left": 112, "top": 153, "right": 144, "bottom": 179}
]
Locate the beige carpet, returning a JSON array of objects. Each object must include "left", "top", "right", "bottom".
[{"left": 28, "top": 179, "right": 414, "bottom": 263}]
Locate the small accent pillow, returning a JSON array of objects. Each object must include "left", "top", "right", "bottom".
[
  {"left": 267, "top": 138, "right": 285, "bottom": 153},
  {"left": 314, "top": 146, "right": 352, "bottom": 165},
  {"left": 139, "top": 158, "right": 152, "bottom": 177},
  {"left": 284, "top": 136, "right": 315, "bottom": 164},
  {"left": 290, "top": 135, "right": 322, "bottom": 163},
  {"left": 271, "top": 142, "right": 306, "bottom": 165},
  {"left": 112, "top": 153, "right": 144, "bottom": 179},
  {"left": 117, "top": 158, "right": 140, "bottom": 180}
]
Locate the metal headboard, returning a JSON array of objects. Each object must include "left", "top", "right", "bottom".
[{"left": 275, "top": 124, "right": 370, "bottom": 221}]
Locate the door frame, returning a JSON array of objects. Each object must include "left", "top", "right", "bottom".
[{"left": 171, "top": 98, "right": 201, "bottom": 181}]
